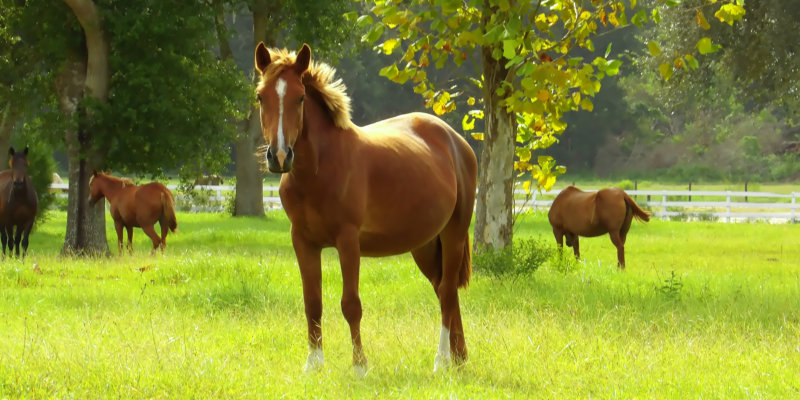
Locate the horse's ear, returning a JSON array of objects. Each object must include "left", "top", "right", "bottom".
[
  {"left": 92, "top": 169, "right": 98, "bottom": 177},
  {"left": 254, "top": 42, "right": 271, "bottom": 74},
  {"left": 8, "top": 147, "right": 14, "bottom": 156},
  {"left": 295, "top": 43, "right": 311, "bottom": 74}
]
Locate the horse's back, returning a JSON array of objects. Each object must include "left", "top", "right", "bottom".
[
  {"left": 549, "top": 186, "right": 629, "bottom": 237},
  {"left": 350, "top": 113, "right": 476, "bottom": 254}
]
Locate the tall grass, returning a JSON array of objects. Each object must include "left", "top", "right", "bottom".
[{"left": 1, "top": 211, "right": 798, "bottom": 398}]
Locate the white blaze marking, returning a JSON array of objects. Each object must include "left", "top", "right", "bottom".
[
  {"left": 275, "top": 78, "right": 287, "bottom": 152},
  {"left": 434, "top": 325, "right": 451, "bottom": 372}
]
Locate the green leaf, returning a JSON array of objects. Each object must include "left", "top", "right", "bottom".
[
  {"left": 647, "top": 41, "right": 661, "bottom": 56},
  {"left": 685, "top": 54, "right": 698, "bottom": 70},
  {"left": 714, "top": 4, "right": 745, "bottom": 26},
  {"left": 605, "top": 43, "right": 612, "bottom": 58},
  {"left": 502, "top": 39, "right": 518, "bottom": 60},
  {"left": 362, "top": 23, "right": 384, "bottom": 44},
  {"left": 378, "top": 64, "right": 399, "bottom": 79},
  {"left": 605, "top": 60, "right": 622, "bottom": 76},
  {"left": 696, "top": 37, "right": 720, "bottom": 54},
  {"left": 659, "top": 62, "right": 673, "bottom": 80}
]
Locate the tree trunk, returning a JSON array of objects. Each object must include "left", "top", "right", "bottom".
[
  {"left": 0, "top": 105, "right": 20, "bottom": 168},
  {"left": 60, "top": 0, "right": 111, "bottom": 255},
  {"left": 230, "top": 8, "right": 277, "bottom": 217},
  {"left": 473, "top": 45, "right": 516, "bottom": 252}
]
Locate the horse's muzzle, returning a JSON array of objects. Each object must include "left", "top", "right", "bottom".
[{"left": 266, "top": 146, "right": 294, "bottom": 173}]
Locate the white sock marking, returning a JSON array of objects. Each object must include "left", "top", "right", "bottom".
[
  {"left": 304, "top": 347, "right": 324, "bottom": 372},
  {"left": 434, "top": 325, "right": 451, "bottom": 372}
]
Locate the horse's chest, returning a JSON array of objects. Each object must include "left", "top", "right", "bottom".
[{"left": 281, "top": 188, "right": 348, "bottom": 245}]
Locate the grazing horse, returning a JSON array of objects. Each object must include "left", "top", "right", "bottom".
[
  {"left": 0, "top": 147, "right": 38, "bottom": 258},
  {"left": 254, "top": 43, "right": 477, "bottom": 373},
  {"left": 548, "top": 186, "right": 650, "bottom": 268},
  {"left": 88, "top": 171, "right": 178, "bottom": 255}
]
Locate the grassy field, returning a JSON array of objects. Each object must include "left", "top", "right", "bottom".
[{"left": 1, "top": 210, "right": 799, "bottom": 398}]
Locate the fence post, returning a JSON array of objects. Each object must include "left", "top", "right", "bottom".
[
  {"left": 744, "top": 181, "right": 748, "bottom": 202},
  {"left": 726, "top": 191, "right": 732, "bottom": 223},
  {"left": 688, "top": 182, "right": 692, "bottom": 202},
  {"left": 662, "top": 191, "right": 667, "bottom": 219}
]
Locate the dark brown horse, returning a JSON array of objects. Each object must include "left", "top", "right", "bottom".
[
  {"left": 88, "top": 171, "right": 177, "bottom": 255},
  {"left": 254, "top": 43, "right": 477, "bottom": 373},
  {"left": 0, "top": 147, "right": 38, "bottom": 258},
  {"left": 548, "top": 186, "right": 650, "bottom": 268}
]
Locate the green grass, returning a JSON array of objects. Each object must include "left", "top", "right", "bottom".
[{"left": 1, "top": 211, "right": 799, "bottom": 398}]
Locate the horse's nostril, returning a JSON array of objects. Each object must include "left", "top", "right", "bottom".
[
  {"left": 266, "top": 148, "right": 275, "bottom": 161},
  {"left": 286, "top": 147, "right": 294, "bottom": 159}
]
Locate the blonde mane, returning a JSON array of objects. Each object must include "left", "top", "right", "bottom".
[{"left": 256, "top": 47, "right": 352, "bottom": 129}]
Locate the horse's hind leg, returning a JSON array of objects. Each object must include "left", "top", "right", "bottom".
[
  {"left": 335, "top": 226, "right": 367, "bottom": 374},
  {"left": 412, "top": 237, "right": 442, "bottom": 295},
  {"left": 292, "top": 231, "right": 324, "bottom": 372},
  {"left": 1, "top": 226, "right": 8, "bottom": 258},
  {"left": 12, "top": 225, "right": 22, "bottom": 257},
  {"left": 609, "top": 230, "right": 625, "bottom": 269},
  {"left": 159, "top": 220, "right": 169, "bottom": 252},
  {"left": 435, "top": 225, "right": 469, "bottom": 371},
  {"left": 567, "top": 233, "right": 580, "bottom": 259},
  {"left": 141, "top": 224, "right": 161, "bottom": 256}
]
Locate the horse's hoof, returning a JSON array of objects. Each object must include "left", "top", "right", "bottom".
[
  {"left": 433, "top": 352, "right": 452, "bottom": 373},
  {"left": 353, "top": 363, "right": 368, "bottom": 378},
  {"left": 303, "top": 348, "right": 324, "bottom": 372}
]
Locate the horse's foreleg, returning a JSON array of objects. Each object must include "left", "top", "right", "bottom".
[
  {"left": 141, "top": 225, "right": 161, "bottom": 256},
  {"left": 569, "top": 234, "right": 581, "bottom": 259},
  {"left": 1, "top": 226, "right": 8, "bottom": 258},
  {"left": 609, "top": 231, "right": 625, "bottom": 269},
  {"left": 126, "top": 226, "right": 134, "bottom": 254},
  {"left": 20, "top": 222, "right": 33, "bottom": 259},
  {"left": 292, "top": 231, "right": 324, "bottom": 372},
  {"left": 336, "top": 226, "right": 367, "bottom": 375},
  {"left": 114, "top": 221, "right": 124, "bottom": 255}
]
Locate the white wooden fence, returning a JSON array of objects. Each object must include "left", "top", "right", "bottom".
[
  {"left": 50, "top": 184, "right": 800, "bottom": 223},
  {"left": 521, "top": 189, "right": 800, "bottom": 223}
]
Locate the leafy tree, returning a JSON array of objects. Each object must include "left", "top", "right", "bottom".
[
  {"left": 0, "top": 0, "right": 249, "bottom": 255},
  {"left": 359, "top": 0, "right": 745, "bottom": 251}
]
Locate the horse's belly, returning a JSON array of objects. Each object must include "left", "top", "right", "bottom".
[{"left": 358, "top": 225, "right": 442, "bottom": 257}]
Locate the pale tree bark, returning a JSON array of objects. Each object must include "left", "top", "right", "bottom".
[
  {"left": 473, "top": 45, "right": 516, "bottom": 252},
  {"left": 0, "top": 105, "right": 20, "bottom": 168},
  {"left": 60, "top": 0, "right": 110, "bottom": 255}
]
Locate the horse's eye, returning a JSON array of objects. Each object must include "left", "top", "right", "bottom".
[{"left": 257, "top": 95, "right": 262, "bottom": 103}]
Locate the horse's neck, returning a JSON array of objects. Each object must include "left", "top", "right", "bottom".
[
  {"left": 292, "top": 96, "right": 344, "bottom": 180},
  {"left": 100, "top": 179, "right": 128, "bottom": 202}
]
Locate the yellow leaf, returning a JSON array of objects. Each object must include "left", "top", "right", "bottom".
[
  {"left": 470, "top": 132, "right": 484, "bottom": 141},
  {"left": 536, "top": 89, "right": 551, "bottom": 103},
  {"left": 522, "top": 180, "right": 532, "bottom": 194},
  {"left": 580, "top": 97, "right": 594, "bottom": 111},
  {"left": 461, "top": 114, "right": 475, "bottom": 131},
  {"left": 696, "top": 9, "right": 710, "bottom": 30},
  {"left": 608, "top": 11, "right": 619, "bottom": 27},
  {"left": 381, "top": 39, "right": 401, "bottom": 55},
  {"left": 467, "top": 96, "right": 476, "bottom": 106}
]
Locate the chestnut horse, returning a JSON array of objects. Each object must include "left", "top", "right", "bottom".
[
  {"left": 548, "top": 186, "right": 650, "bottom": 268},
  {"left": 254, "top": 43, "right": 477, "bottom": 373},
  {"left": 0, "top": 147, "right": 38, "bottom": 258},
  {"left": 88, "top": 171, "right": 177, "bottom": 255}
]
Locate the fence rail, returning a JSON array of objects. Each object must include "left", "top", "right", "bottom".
[
  {"left": 522, "top": 189, "right": 800, "bottom": 223},
  {"left": 49, "top": 183, "right": 800, "bottom": 222}
]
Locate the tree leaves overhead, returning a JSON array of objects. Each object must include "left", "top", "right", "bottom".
[
  {"left": 358, "top": 0, "right": 743, "bottom": 190},
  {"left": 90, "top": 0, "right": 249, "bottom": 180}
]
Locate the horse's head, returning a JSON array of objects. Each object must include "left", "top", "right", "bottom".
[
  {"left": 254, "top": 42, "right": 311, "bottom": 174},
  {"left": 8, "top": 147, "right": 29, "bottom": 190},
  {"left": 88, "top": 170, "right": 106, "bottom": 205}
]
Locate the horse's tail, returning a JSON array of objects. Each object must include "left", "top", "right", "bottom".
[
  {"left": 161, "top": 191, "right": 178, "bottom": 232},
  {"left": 623, "top": 192, "right": 651, "bottom": 222},
  {"left": 458, "top": 234, "right": 472, "bottom": 289}
]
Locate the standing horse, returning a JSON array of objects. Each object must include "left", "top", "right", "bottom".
[
  {"left": 0, "top": 147, "right": 38, "bottom": 258},
  {"left": 88, "top": 171, "right": 178, "bottom": 255},
  {"left": 548, "top": 186, "right": 650, "bottom": 268},
  {"left": 254, "top": 43, "right": 477, "bottom": 373}
]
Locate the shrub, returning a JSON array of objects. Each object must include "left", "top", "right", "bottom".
[{"left": 474, "top": 235, "right": 555, "bottom": 278}]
